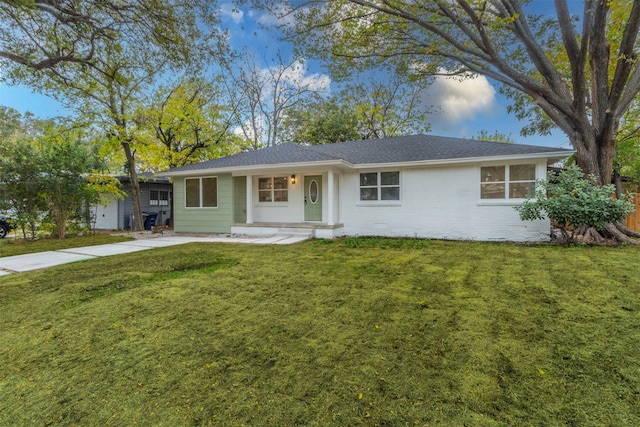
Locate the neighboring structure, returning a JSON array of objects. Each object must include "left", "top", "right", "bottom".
[
  {"left": 92, "top": 173, "right": 173, "bottom": 230},
  {"left": 159, "top": 135, "right": 573, "bottom": 241}
]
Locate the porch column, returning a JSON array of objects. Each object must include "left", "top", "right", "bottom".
[
  {"left": 327, "top": 170, "right": 335, "bottom": 226},
  {"left": 246, "top": 175, "right": 253, "bottom": 224}
]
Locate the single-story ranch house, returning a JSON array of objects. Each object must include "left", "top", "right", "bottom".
[{"left": 159, "top": 135, "right": 574, "bottom": 241}]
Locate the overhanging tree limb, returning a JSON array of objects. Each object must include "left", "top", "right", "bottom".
[{"left": 279, "top": 0, "right": 640, "bottom": 186}]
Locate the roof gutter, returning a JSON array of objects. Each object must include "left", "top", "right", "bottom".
[{"left": 350, "top": 150, "right": 575, "bottom": 169}]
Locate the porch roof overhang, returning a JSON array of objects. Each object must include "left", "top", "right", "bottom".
[
  {"left": 159, "top": 159, "right": 353, "bottom": 177},
  {"left": 158, "top": 150, "right": 573, "bottom": 178}
]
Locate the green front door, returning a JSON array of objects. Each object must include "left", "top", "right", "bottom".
[{"left": 304, "top": 175, "right": 322, "bottom": 221}]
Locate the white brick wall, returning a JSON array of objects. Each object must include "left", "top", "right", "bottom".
[
  {"left": 242, "top": 160, "right": 551, "bottom": 242},
  {"left": 337, "top": 161, "right": 550, "bottom": 242}
]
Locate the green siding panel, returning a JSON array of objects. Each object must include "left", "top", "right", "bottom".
[{"left": 173, "top": 174, "right": 234, "bottom": 233}]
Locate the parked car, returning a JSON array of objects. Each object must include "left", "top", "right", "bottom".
[{"left": 0, "top": 214, "right": 12, "bottom": 238}]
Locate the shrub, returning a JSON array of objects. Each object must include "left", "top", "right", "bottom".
[{"left": 515, "top": 164, "right": 634, "bottom": 244}]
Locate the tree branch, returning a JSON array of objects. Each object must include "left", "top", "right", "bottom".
[
  {"left": 554, "top": 0, "right": 587, "bottom": 115},
  {"left": 608, "top": 0, "right": 640, "bottom": 114}
]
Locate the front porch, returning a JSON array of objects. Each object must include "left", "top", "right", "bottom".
[
  {"left": 232, "top": 170, "right": 341, "bottom": 238},
  {"left": 231, "top": 222, "right": 345, "bottom": 239}
]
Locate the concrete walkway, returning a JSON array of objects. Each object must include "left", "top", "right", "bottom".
[{"left": 0, "top": 234, "right": 309, "bottom": 276}]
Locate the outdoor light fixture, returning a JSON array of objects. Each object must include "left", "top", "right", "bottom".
[{"left": 291, "top": 175, "right": 296, "bottom": 184}]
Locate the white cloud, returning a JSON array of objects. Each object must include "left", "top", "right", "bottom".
[
  {"left": 256, "top": 59, "right": 331, "bottom": 98},
  {"left": 220, "top": 3, "right": 244, "bottom": 24},
  {"left": 421, "top": 71, "right": 498, "bottom": 132},
  {"left": 276, "top": 59, "right": 330, "bottom": 92}
]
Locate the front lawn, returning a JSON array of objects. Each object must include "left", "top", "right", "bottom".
[{"left": 0, "top": 239, "right": 638, "bottom": 426}]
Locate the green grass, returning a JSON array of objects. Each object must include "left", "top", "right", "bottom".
[
  {"left": 1, "top": 239, "right": 639, "bottom": 426},
  {"left": 0, "top": 234, "right": 135, "bottom": 257}
]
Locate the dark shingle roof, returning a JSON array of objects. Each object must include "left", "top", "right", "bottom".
[
  {"left": 164, "top": 142, "right": 340, "bottom": 173},
  {"left": 308, "top": 134, "right": 570, "bottom": 163},
  {"left": 163, "top": 134, "right": 572, "bottom": 174}
]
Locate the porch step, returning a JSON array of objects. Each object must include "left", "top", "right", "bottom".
[
  {"left": 252, "top": 231, "right": 313, "bottom": 245},
  {"left": 275, "top": 228, "right": 315, "bottom": 238},
  {"left": 272, "top": 235, "right": 311, "bottom": 245}
]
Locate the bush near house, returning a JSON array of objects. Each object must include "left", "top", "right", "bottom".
[{"left": 516, "top": 164, "right": 635, "bottom": 244}]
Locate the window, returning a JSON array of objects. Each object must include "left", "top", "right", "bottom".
[
  {"left": 185, "top": 177, "right": 217, "bottom": 208},
  {"left": 258, "top": 177, "right": 288, "bottom": 202},
  {"left": 509, "top": 164, "right": 536, "bottom": 198},
  {"left": 360, "top": 171, "right": 400, "bottom": 201},
  {"left": 150, "top": 190, "right": 169, "bottom": 206},
  {"left": 480, "top": 164, "right": 535, "bottom": 200}
]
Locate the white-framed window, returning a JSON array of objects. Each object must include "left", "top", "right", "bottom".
[
  {"left": 359, "top": 171, "right": 400, "bottom": 201},
  {"left": 258, "top": 177, "right": 288, "bottom": 202},
  {"left": 480, "top": 164, "right": 535, "bottom": 200},
  {"left": 150, "top": 190, "right": 170, "bottom": 206},
  {"left": 185, "top": 177, "right": 217, "bottom": 208}
]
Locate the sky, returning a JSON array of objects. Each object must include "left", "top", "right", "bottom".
[{"left": 0, "top": 1, "right": 572, "bottom": 150}]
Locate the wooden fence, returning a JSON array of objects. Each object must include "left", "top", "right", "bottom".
[{"left": 625, "top": 192, "right": 640, "bottom": 232}]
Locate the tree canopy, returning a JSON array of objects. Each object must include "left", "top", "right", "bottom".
[
  {"left": 472, "top": 130, "right": 515, "bottom": 143},
  {"left": 0, "top": 115, "right": 123, "bottom": 239},
  {"left": 282, "top": 77, "right": 431, "bottom": 144},
  {"left": 227, "top": 52, "right": 329, "bottom": 149},
  {"left": 0, "top": 0, "right": 224, "bottom": 78},
  {"left": 136, "top": 77, "right": 247, "bottom": 170},
  {"left": 0, "top": 0, "right": 229, "bottom": 230},
  {"left": 276, "top": 0, "right": 640, "bottom": 186}
]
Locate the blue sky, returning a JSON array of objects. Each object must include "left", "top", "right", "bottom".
[{"left": 0, "top": 1, "right": 572, "bottom": 149}]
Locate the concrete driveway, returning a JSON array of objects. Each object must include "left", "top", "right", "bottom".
[{"left": 0, "top": 234, "right": 309, "bottom": 276}]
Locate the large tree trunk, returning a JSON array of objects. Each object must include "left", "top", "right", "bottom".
[
  {"left": 614, "top": 168, "right": 623, "bottom": 199},
  {"left": 570, "top": 129, "right": 617, "bottom": 186},
  {"left": 56, "top": 210, "right": 67, "bottom": 239},
  {"left": 567, "top": 131, "right": 640, "bottom": 244},
  {"left": 123, "top": 142, "right": 144, "bottom": 231},
  {"left": 597, "top": 136, "right": 617, "bottom": 186}
]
